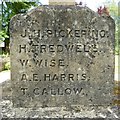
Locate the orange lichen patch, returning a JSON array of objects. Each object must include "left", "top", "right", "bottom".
[{"left": 113, "top": 100, "right": 120, "bottom": 106}]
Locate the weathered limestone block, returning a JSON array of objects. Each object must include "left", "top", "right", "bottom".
[{"left": 10, "top": 6, "right": 115, "bottom": 108}]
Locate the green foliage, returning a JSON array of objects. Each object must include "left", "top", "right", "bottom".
[
  {"left": 5, "top": 2, "right": 37, "bottom": 15},
  {"left": 0, "top": 30, "right": 9, "bottom": 41},
  {"left": 0, "top": 1, "right": 38, "bottom": 53},
  {"left": 4, "top": 61, "right": 10, "bottom": 70},
  {"left": 1, "top": 52, "right": 9, "bottom": 57}
]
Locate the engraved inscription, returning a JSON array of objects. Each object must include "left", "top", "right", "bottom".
[
  {"left": 20, "top": 73, "right": 88, "bottom": 82},
  {"left": 11, "top": 6, "right": 114, "bottom": 107},
  {"left": 21, "top": 87, "right": 83, "bottom": 96},
  {"left": 21, "top": 29, "right": 108, "bottom": 39}
]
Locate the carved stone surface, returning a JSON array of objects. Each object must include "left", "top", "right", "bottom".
[{"left": 10, "top": 6, "right": 115, "bottom": 108}]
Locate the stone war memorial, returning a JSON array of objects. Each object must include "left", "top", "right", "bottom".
[{"left": 9, "top": 0, "right": 116, "bottom": 118}]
